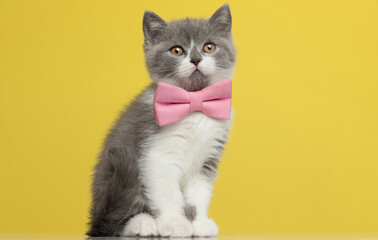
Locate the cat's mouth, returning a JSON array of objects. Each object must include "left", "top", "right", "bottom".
[
  {"left": 187, "top": 69, "right": 207, "bottom": 91},
  {"left": 189, "top": 69, "right": 205, "bottom": 80}
]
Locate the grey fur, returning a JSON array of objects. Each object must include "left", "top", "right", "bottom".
[
  {"left": 87, "top": 4, "right": 235, "bottom": 237},
  {"left": 201, "top": 157, "right": 220, "bottom": 178},
  {"left": 87, "top": 85, "right": 158, "bottom": 236},
  {"left": 200, "top": 135, "right": 228, "bottom": 178},
  {"left": 143, "top": 4, "right": 235, "bottom": 91},
  {"left": 184, "top": 204, "right": 197, "bottom": 222}
]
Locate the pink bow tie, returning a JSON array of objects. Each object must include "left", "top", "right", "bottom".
[{"left": 153, "top": 79, "right": 232, "bottom": 126}]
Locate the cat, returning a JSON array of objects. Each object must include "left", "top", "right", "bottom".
[{"left": 87, "top": 4, "right": 236, "bottom": 237}]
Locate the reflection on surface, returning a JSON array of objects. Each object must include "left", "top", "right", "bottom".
[
  {"left": 76, "top": 237, "right": 216, "bottom": 240},
  {"left": 2, "top": 234, "right": 378, "bottom": 240}
]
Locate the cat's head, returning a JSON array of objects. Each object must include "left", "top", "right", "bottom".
[{"left": 143, "top": 4, "right": 235, "bottom": 91}]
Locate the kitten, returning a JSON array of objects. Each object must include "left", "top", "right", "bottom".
[{"left": 87, "top": 4, "right": 236, "bottom": 237}]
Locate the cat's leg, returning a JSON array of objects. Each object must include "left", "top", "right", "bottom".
[
  {"left": 121, "top": 213, "right": 158, "bottom": 236},
  {"left": 142, "top": 148, "right": 193, "bottom": 237},
  {"left": 183, "top": 171, "right": 218, "bottom": 236}
]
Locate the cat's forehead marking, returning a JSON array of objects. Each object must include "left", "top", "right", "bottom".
[
  {"left": 182, "top": 40, "right": 195, "bottom": 60},
  {"left": 189, "top": 40, "right": 198, "bottom": 53}
]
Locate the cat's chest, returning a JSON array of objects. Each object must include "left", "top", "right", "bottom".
[
  {"left": 158, "top": 112, "right": 231, "bottom": 161},
  {"left": 167, "top": 111, "right": 228, "bottom": 133},
  {"left": 141, "top": 111, "right": 232, "bottom": 179}
]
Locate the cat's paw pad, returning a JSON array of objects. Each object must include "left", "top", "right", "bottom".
[
  {"left": 122, "top": 213, "right": 158, "bottom": 236},
  {"left": 192, "top": 218, "right": 218, "bottom": 236},
  {"left": 157, "top": 216, "right": 193, "bottom": 237}
]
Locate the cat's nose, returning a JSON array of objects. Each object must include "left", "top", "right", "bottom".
[{"left": 190, "top": 58, "right": 201, "bottom": 66}]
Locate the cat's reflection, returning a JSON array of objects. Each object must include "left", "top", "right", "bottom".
[{"left": 87, "top": 237, "right": 217, "bottom": 240}]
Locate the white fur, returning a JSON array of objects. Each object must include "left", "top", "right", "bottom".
[
  {"left": 139, "top": 111, "right": 232, "bottom": 236},
  {"left": 121, "top": 213, "right": 158, "bottom": 236},
  {"left": 193, "top": 218, "right": 219, "bottom": 236},
  {"left": 177, "top": 54, "right": 196, "bottom": 79},
  {"left": 198, "top": 55, "right": 217, "bottom": 76}
]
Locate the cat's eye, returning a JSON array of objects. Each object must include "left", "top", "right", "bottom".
[
  {"left": 203, "top": 43, "right": 216, "bottom": 53},
  {"left": 170, "top": 46, "right": 184, "bottom": 56}
]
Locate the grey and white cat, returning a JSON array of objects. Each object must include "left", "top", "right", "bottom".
[{"left": 87, "top": 4, "right": 236, "bottom": 237}]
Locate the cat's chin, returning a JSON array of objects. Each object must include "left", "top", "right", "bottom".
[{"left": 187, "top": 71, "right": 208, "bottom": 92}]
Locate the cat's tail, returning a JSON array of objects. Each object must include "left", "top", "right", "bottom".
[{"left": 86, "top": 147, "right": 145, "bottom": 237}]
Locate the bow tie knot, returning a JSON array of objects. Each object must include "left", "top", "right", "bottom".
[
  {"left": 153, "top": 79, "right": 232, "bottom": 126},
  {"left": 189, "top": 91, "right": 203, "bottom": 112}
]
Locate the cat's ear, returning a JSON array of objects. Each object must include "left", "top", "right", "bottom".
[
  {"left": 143, "top": 11, "right": 167, "bottom": 44},
  {"left": 209, "top": 4, "right": 232, "bottom": 35}
]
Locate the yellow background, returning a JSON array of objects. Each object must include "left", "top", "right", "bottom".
[{"left": 1, "top": 0, "right": 378, "bottom": 235}]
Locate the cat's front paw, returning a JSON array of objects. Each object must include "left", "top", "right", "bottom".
[
  {"left": 192, "top": 218, "right": 218, "bottom": 236},
  {"left": 121, "top": 213, "right": 158, "bottom": 236},
  {"left": 157, "top": 216, "right": 193, "bottom": 237}
]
